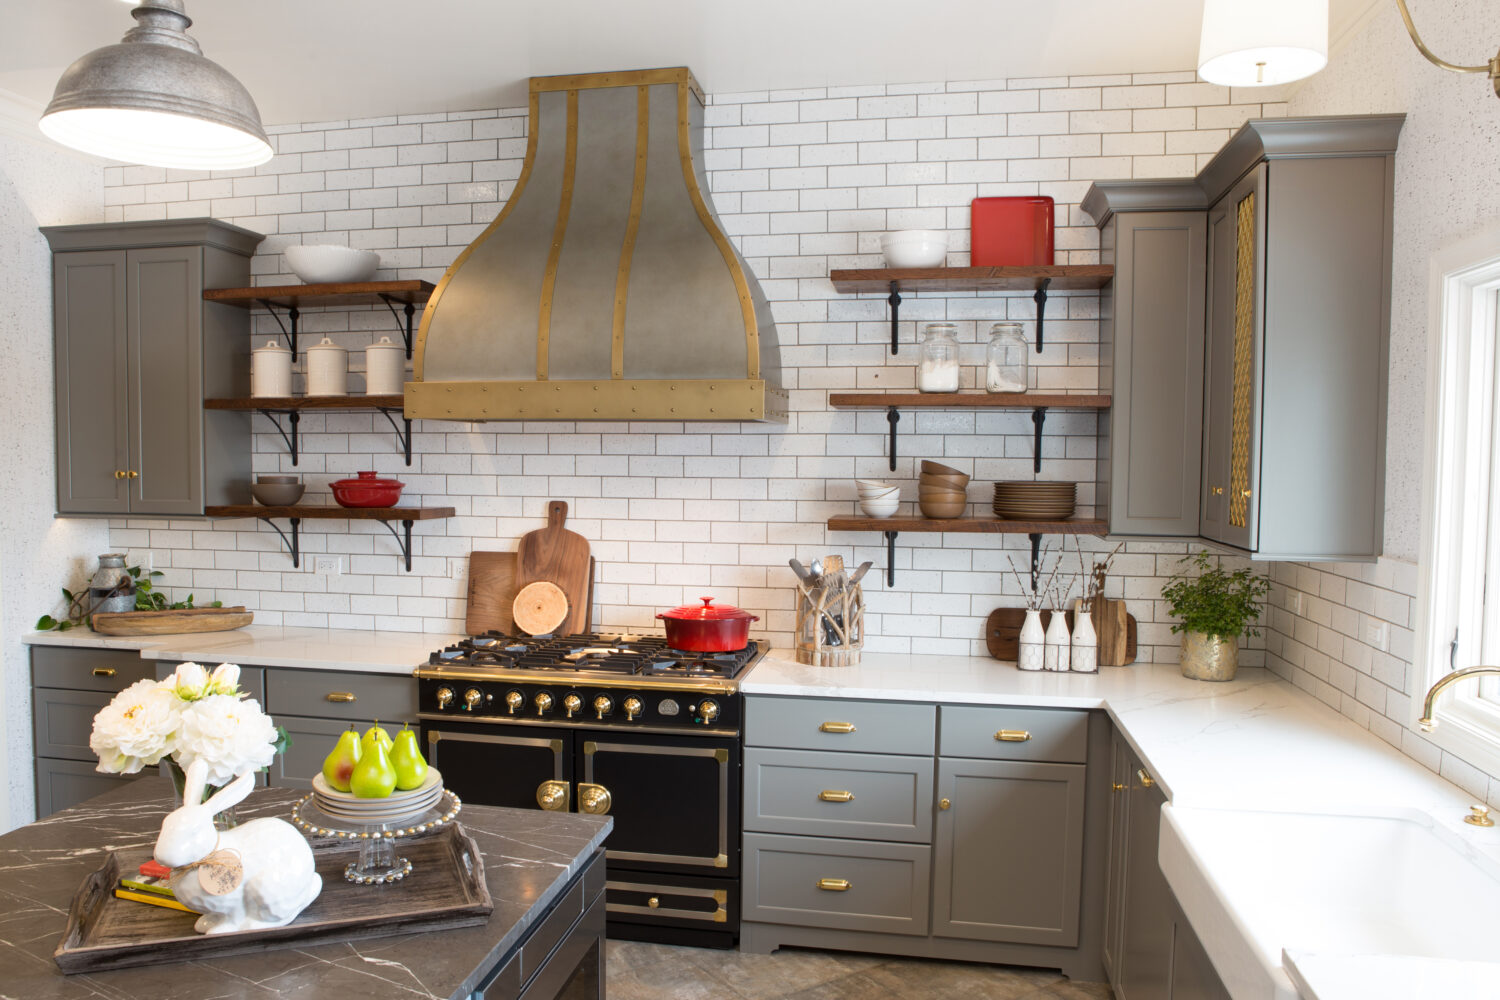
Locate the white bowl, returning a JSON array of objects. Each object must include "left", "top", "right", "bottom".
[
  {"left": 859, "top": 499, "right": 900, "bottom": 518},
  {"left": 284, "top": 244, "right": 380, "bottom": 284},
  {"left": 858, "top": 486, "right": 900, "bottom": 499},
  {"left": 881, "top": 230, "right": 948, "bottom": 268},
  {"left": 856, "top": 479, "right": 895, "bottom": 489}
]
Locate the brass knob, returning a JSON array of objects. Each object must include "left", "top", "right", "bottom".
[
  {"left": 536, "top": 780, "right": 568, "bottom": 811},
  {"left": 326, "top": 691, "right": 356, "bottom": 703},
  {"left": 593, "top": 694, "right": 613, "bottom": 719},
  {"left": 114, "top": 470, "right": 127, "bottom": 480},
  {"left": 1241, "top": 489, "right": 1253, "bottom": 498},
  {"left": 623, "top": 696, "right": 643, "bottom": 721},
  {"left": 1467, "top": 805, "right": 1495, "bottom": 827},
  {"left": 1136, "top": 768, "right": 1156, "bottom": 789},
  {"left": 127, "top": 470, "right": 138, "bottom": 478},
  {"left": 699, "top": 699, "right": 720, "bottom": 722},
  {"left": 505, "top": 690, "right": 524, "bottom": 714},
  {"left": 1211, "top": 485, "right": 1225, "bottom": 496},
  {"left": 647, "top": 896, "right": 660, "bottom": 909},
  {"left": 535, "top": 691, "right": 554, "bottom": 715},
  {"left": 436, "top": 686, "right": 454, "bottom": 710},
  {"left": 939, "top": 798, "right": 952, "bottom": 810},
  {"left": 91, "top": 667, "right": 116, "bottom": 678},
  {"left": 463, "top": 688, "right": 483, "bottom": 711},
  {"left": 580, "top": 783, "right": 611, "bottom": 815},
  {"left": 1111, "top": 782, "right": 1127, "bottom": 793},
  {"left": 563, "top": 693, "right": 582, "bottom": 718}
]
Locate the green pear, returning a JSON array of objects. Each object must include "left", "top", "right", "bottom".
[
  {"left": 321, "top": 725, "right": 362, "bottom": 793},
  {"left": 362, "top": 721, "right": 393, "bottom": 755},
  {"left": 349, "top": 738, "right": 397, "bottom": 798},
  {"left": 391, "top": 725, "right": 428, "bottom": 791}
]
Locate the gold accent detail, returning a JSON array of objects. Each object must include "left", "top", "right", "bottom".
[
  {"left": 92, "top": 667, "right": 116, "bottom": 678},
  {"left": 995, "top": 729, "right": 1032, "bottom": 742},
  {"left": 536, "top": 89, "right": 579, "bottom": 381},
  {"left": 436, "top": 686, "right": 454, "bottom": 709},
  {"left": 816, "top": 878, "right": 851, "bottom": 892},
  {"left": 939, "top": 797, "right": 952, "bottom": 810},
  {"left": 1467, "top": 805, "right": 1495, "bottom": 827},
  {"left": 584, "top": 741, "right": 598, "bottom": 756},
  {"left": 713, "top": 748, "right": 728, "bottom": 763},
  {"left": 534, "top": 691, "right": 554, "bottom": 715},
  {"left": 647, "top": 896, "right": 659, "bottom": 909},
  {"left": 1420, "top": 665, "right": 1500, "bottom": 730},
  {"left": 676, "top": 79, "right": 759, "bottom": 380},
  {"left": 612, "top": 86, "right": 649, "bottom": 381},
  {"left": 1136, "top": 768, "right": 1156, "bottom": 789},
  {"left": 1228, "top": 189, "right": 1256, "bottom": 530},
  {"left": 1111, "top": 782, "right": 1127, "bottom": 793},
  {"left": 714, "top": 907, "right": 727, "bottom": 922},
  {"left": 579, "top": 782, "right": 612, "bottom": 815},
  {"left": 623, "top": 696, "right": 643, "bottom": 720},
  {"left": 127, "top": 470, "right": 138, "bottom": 478},
  {"left": 505, "top": 690, "right": 524, "bottom": 714},
  {"left": 593, "top": 694, "right": 613, "bottom": 719},
  {"left": 714, "top": 853, "right": 728, "bottom": 869},
  {"left": 114, "top": 470, "right": 126, "bottom": 480},
  {"left": 325, "top": 691, "right": 356, "bottom": 703},
  {"left": 412, "top": 91, "right": 540, "bottom": 382},
  {"left": 819, "top": 790, "right": 855, "bottom": 803},
  {"left": 404, "top": 378, "right": 783, "bottom": 422},
  {"left": 713, "top": 890, "right": 727, "bottom": 904},
  {"left": 415, "top": 660, "right": 758, "bottom": 694},
  {"left": 563, "top": 693, "right": 582, "bottom": 718},
  {"left": 549, "top": 738, "right": 563, "bottom": 753},
  {"left": 532, "top": 67, "right": 705, "bottom": 104},
  {"left": 536, "top": 779, "right": 569, "bottom": 811},
  {"left": 1211, "top": 486, "right": 1225, "bottom": 496},
  {"left": 464, "top": 688, "right": 482, "bottom": 710},
  {"left": 698, "top": 699, "right": 720, "bottom": 722},
  {"left": 819, "top": 721, "right": 857, "bottom": 734}
]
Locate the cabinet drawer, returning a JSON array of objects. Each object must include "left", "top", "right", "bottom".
[
  {"left": 745, "top": 748, "right": 933, "bottom": 842},
  {"left": 746, "top": 697, "right": 935, "bottom": 755},
  {"left": 940, "top": 705, "right": 1087, "bottom": 763},
  {"left": 35, "top": 757, "right": 151, "bottom": 818},
  {"left": 264, "top": 668, "right": 416, "bottom": 723},
  {"left": 34, "top": 688, "right": 115, "bottom": 761},
  {"left": 744, "top": 832, "right": 930, "bottom": 935},
  {"left": 31, "top": 647, "right": 155, "bottom": 693}
]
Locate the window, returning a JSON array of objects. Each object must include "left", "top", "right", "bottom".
[{"left": 1416, "top": 228, "right": 1500, "bottom": 774}]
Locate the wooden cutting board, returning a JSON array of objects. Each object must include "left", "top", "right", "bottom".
[
  {"left": 464, "top": 551, "right": 518, "bottom": 634},
  {"left": 90, "top": 607, "right": 253, "bottom": 636},
  {"left": 984, "top": 605, "right": 1137, "bottom": 665},
  {"left": 513, "top": 500, "right": 592, "bottom": 636}
]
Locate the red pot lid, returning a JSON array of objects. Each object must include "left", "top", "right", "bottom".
[
  {"left": 657, "top": 597, "right": 759, "bottom": 622},
  {"left": 330, "top": 470, "right": 404, "bottom": 488}
]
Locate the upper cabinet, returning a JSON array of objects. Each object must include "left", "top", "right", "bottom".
[
  {"left": 1085, "top": 114, "right": 1403, "bottom": 560},
  {"left": 44, "top": 220, "right": 263, "bottom": 517}
]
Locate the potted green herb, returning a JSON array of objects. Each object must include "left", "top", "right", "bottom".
[{"left": 1160, "top": 550, "right": 1272, "bottom": 681}]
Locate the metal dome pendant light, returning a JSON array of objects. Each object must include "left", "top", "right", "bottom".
[
  {"left": 39, "top": 0, "right": 272, "bottom": 170},
  {"left": 1198, "top": 0, "right": 1329, "bottom": 87}
]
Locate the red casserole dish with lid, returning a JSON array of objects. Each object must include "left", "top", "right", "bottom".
[
  {"left": 657, "top": 597, "right": 759, "bottom": 652},
  {"left": 330, "top": 470, "right": 404, "bottom": 508}
]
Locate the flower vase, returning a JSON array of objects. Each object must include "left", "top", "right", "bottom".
[
  {"left": 1017, "top": 609, "right": 1045, "bottom": 671},
  {"left": 1044, "top": 609, "right": 1071, "bottom": 672},
  {"left": 1070, "top": 606, "right": 1098, "bottom": 673},
  {"left": 165, "top": 759, "right": 239, "bottom": 830}
]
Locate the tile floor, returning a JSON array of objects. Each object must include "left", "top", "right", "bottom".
[{"left": 605, "top": 940, "right": 1114, "bottom": 999}]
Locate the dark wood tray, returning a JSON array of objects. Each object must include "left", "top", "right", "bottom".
[{"left": 55, "top": 823, "right": 491, "bottom": 973}]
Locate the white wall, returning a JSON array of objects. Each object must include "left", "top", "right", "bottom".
[{"left": 0, "top": 122, "right": 106, "bottom": 831}]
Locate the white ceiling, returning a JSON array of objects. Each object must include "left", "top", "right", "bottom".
[{"left": 0, "top": 0, "right": 1384, "bottom": 126}]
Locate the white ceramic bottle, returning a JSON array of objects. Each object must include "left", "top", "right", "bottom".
[
  {"left": 1071, "top": 604, "right": 1098, "bottom": 673},
  {"left": 1044, "top": 608, "right": 1071, "bottom": 671},
  {"left": 1017, "top": 609, "right": 1045, "bottom": 671}
]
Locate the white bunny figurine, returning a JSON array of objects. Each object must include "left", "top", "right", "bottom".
[{"left": 154, "top": 759, "right": 323, "bottom": 935}]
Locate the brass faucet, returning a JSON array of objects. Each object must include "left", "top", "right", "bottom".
[{"left": 1419, "top": 665, "right": 1500, "bottom": 730}]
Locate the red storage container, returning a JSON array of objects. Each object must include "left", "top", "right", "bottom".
[{"left": 970, "top": 196, "right": 1054, "bottom": 266}]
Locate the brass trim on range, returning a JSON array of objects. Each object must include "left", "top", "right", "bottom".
[
  {"left": 816, "top": 878, "right": 852, "bottom": 892},
  {"left": 1228, "top": 189, "right": 1257, "bottom": 530},
  {"left": 818, "top": 721, "right": 857, "bottom": 734},
  {"left": 537, "top": 779, "right": 570, "bottom": 811},
  {"left": 404, "top": 378, "right": 781, "bottom": 422},
  {"left": 579, "top": 782, "right": 612, "bottom": 815},
  {"left": 416, "top": 712, "right": 740, "bottom": 739},
  {"left": 818, "top": 790, "right": 855, "bottom": 803},
  {"left": 424, "top": 727, "right": 566, "bottom": 781},
  {"left": 606, "top": 878, "right": 727, "bottom": 924},
  {"left": 585, "top": 740, "right": 731, "bottom": 869},
  {"left": 612, "top": 86, "right": 650, "bottom": 380},
  {"left": 994, "top": 729, "right": 1032, "bottom": 742},
  {"left": 536, "top": 89, "right": 580, "bottom": 381},
  {"left": 533, "top": 68, "right": 705, "bottom": 104}
]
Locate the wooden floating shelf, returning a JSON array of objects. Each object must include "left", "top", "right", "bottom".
[
  {"left": 203, "top": 280, "right": 435, "bottom": 309},
  {"left": 829, "top": 266, "right": 1113, "bottom": 294},
  {"left": 205, "top": 395, "right": 405, "bottom": 411},
  {"left": 829, "top": 392, "right": 1111, "bottom": 409},
  {"left": 205, "top": 505, "right": 454, "bottom": 521},
  {"left": 828, "top": 516, "right": 1108, "bottom": 535}
]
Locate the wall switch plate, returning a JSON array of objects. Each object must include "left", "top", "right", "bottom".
[
  {"left": 312, "top": 556, "right": 341, "bottom": 576},
  {"left": 1365, "top": 620, "right": 1389, "bottom": 651}
]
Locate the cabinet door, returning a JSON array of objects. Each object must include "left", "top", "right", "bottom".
[
  {"left": 126, "top": 246, "right": 203, "bottom": 515},
  {"left": 266, "top": 715, "right": 378, "bottom": 791},
  {"left": 1171, "top": 909, "right": 1233, "bottom": 1000},
  {"left": 1106, "top": 212, "right": 1206, "bottom": 536},
  {"left": 53, "top": 250, "right": 128, "bottom": 514},
  {"left": 932, "top": 757, "right": 1085, "bottom": 947},
  {"left": 35, "top": 757, "right": 149, "bottom": 818},
  {"left": 1102, "top": 729, "right": 1133, "bottom": 983},
  {"left": 1119, "top": 763, "right": 1173, "bottom": 1000},
  {"left": 1200, "top": 166, "right": 1265, "bottom": 550}
]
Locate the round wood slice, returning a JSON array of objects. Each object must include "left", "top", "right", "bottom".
[{"left": 513, "top": 581, "right": 569, "bottom": 635}]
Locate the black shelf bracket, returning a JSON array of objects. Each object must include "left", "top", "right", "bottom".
[
  {"left": 376, "top": 406, "right": 413, "bottom": 466},
  {"left": 1031, "top": 406, "right": 1048, "bottom": 474},
  {"left": 378, "top": 294, "right": 418, "bottom": 359},
  {"left": 885, "top": 406, "right": 901, "bottom": 472},
  {"left": 1029, "top": 532, "right": 1043, "bottom": 592},
  {"left": 257, "top": 409, "right": 301, "bottom": 465},
  {"left": 1033, "top": 278, "right": 1051, "bottom": 354},
  {"left": 887, "top": 281, "right": 902, "bottom": 355},
  {"left": 376, "top": 519, "right": 417, "bottom": 571},
  {"left": 884, "top": 530, "right": 898, "bottom": 587},
  {"left": 258, "top": 516, "right": 301, "bottom": 568},
  {"left": 257, "top": 299, "right": 300, "bottom": 355}
]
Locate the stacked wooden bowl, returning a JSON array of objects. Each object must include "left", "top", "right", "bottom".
[
  {"left": 919, "top": 460, "right": 970, "bottom": 519},
  {"left": 992, "top": 481, "right": 1076, "bottom": 520}
]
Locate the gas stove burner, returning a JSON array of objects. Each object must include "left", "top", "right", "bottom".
[
  {"left": 564, "top": 647, "right": 625, "bottom": 661},
  {"left": 595, "top": 632, "right": 646, "bottom": 644},
  {"left": 423, "top": 632, "right": 764, "bottom": 683}
]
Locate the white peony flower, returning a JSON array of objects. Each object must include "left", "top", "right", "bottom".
[
  {"left": 173, "top": 694, "right": 279, "bottom": 787},
  {"left": 165, "top": 661, "right": 210, "bottom": 702},
  {"left": 209, "top": 663, "right": 241, "bottom": 696},
  {"left": 90, "top": 679, "right": 178, "bottom": 774}
]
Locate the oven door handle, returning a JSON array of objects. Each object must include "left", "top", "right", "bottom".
[
  {"left": 536, "top": 779, "right": 570, "bottom": 811},
  {"left": 579, "top": 782, "right": 612, "bottom": 815}
]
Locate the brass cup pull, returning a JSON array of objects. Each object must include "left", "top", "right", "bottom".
[
  {"left": 536, "top": 780, "right": 569, "bottom": 811},
  {"left": 325, "top": 692, "right": 356, "bottom": 703},
  {"left": 815, "top": 878, "right": 851, "bottom": 892},
  {"left": 819, "top": 721, "right": 857, "bottom": 734},
  {"left": 579, "top": 782, "right": 612, "bottom": 815},
  {"left": 1136, "top": 768, "right": 1156, "bottom": 789},
  {"left": 91, "top": 667, "right": 117, "bottom": 678},
  {"left": 818, "top": 790, "right": 855, "bottom": 803},
  {"left": 939, "top": 798, "right": 952, "bottom": 810},
  {"left": 995, "top": 729, "right": 1031, "bottom": 742}
]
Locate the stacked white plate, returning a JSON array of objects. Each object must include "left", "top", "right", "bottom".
[{"left": 312, "top": 767, "right": 444, "bottom": 826}]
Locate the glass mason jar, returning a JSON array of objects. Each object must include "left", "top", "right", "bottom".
[
  {"left": 917, "top": 323, "right": 961, "bottom": 393},
  {"left": 985, "top": 322, "right": 1028, "bottom": 393},
  {"left": 89, "top": 553, "right": 135, "bottom": 616}
]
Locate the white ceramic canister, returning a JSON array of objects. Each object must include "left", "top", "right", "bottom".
[
  {"left": 1017, "top": 609, "right": 1045, "bottom": 671},
  {"left": 251, "top": 339, "right": 292, "bottom": 397},
  {"left": 305, "top": 336, "right": 348, "bottom": 396},
  {"left": 1044, "top": 609, "right": 1071, "bottom": 671},
  {"left": 1070, "top": 605, "right": 1098, "bottom": 673},
  {"left": 363, "top": 336, "right": 406, "bottom": 395}
]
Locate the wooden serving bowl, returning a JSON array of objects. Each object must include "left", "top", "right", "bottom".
[{"left": 920, "top": 460, "right": 966, "bottom": 477}]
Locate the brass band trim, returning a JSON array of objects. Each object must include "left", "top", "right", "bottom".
[
  {"left": 533, "top": 67, "right": 704, "bottom": 103},
  {"left": 404, "top": 378, "right": 783, "bottom": 421},
  {"left": 675, "top": 81, "right": 760, "bottom": 380},
  {"left": 612, "top": 86, "right": 650, "bottom": 380},
  {"left": 536, "top": 89, "right": 579, "bottom": 381},
  {"left": 412, "top": 91, "right": 540, "bottom": 381},
  {"left": 1228, "top": 189, "right": 1256, "bottom": 529},
  {"left": 606, "top": 878, "right": 726, "bottom": 924}
]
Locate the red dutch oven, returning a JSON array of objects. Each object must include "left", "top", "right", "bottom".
[
  {"left": 330, "top": 470, "right": 404, "bottom": 508},
  {"left": 657, "top": 597, "right": 759, "bottom": 652}
]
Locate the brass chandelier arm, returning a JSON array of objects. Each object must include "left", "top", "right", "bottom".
[{"left": 1394, "top": 0, "right": 1497, "bottom": 74}]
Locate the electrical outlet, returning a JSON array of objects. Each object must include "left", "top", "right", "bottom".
[
  {"left": 1288, "top": 590, "right": 1303, "bottom": 615},
  {"left": 1366, "top": 620, "right": 1389, "bottom": 652},
  {"left": 312, "top": 556, "right": 341, "bottom": 576}
]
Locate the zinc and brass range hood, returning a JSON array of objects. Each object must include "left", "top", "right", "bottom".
[{"left": 407, "top": 67, "right": 786, "bottom": 422}]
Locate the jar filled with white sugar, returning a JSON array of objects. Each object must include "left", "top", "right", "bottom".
[{"left": 917, "top": 323, "right": 961, "bottom": 393}]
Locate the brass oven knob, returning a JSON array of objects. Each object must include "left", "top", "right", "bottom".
[
  {"left": 563, "top": 693, "right": 582, "bottom": 718},
  {"left": 463, "top": 688, "right": 483, "bottom": 711},
  {"left": 699, "top": 699, "right": 720, "bottom": 723},
  {"left": 536, "top": 780, "right": 568, "bottom": 811},
  {"left": 593, "top": 694, "right": 613, "bottom": 719},
  {"left": 579, "top": 783, "right": 612, "bottom": 815},
  {"left": 436, "top": 686, "right": 454, "bottom": 710},
  {"left": 647, "top": 896, "right": 660, "bottom": 909},
  {"left": 623, "top": 696, "right": 643, "bottom": 721},
  {"left": 505, "top": 690, "right": 524, "bottom": 715},
  {"left": 535, "top": 691, "right": 554, "bottom": 715}
]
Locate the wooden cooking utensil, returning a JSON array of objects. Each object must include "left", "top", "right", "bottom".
[
  {"left": 464, "top": 551, "right": 518, "bottom": 634},
  {"left": 513, "top": 581, "right": 569, "bottom": 635},
  {"left": 514, "top": 500, "right": 593, "bottom": 635},
  {"left": 984, "top": 607, "right": 1136, "bottom": 665}
]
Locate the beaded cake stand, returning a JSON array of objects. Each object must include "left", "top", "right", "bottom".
[{"left": 290, "top": 790, "right": 462, "bottom": 884}]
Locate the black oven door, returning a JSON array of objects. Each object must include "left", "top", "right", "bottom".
[{"left": 423, "top": 721, "right": 574, "bottom": 813}]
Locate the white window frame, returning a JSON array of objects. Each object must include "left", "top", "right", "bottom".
[{"left": 1414, "top": 226, "right": 1500, "bottom": 777}]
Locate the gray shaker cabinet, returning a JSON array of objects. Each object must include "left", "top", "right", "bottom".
[{"left": 44, "top": 219, "right": 263, "bottom": 517}]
